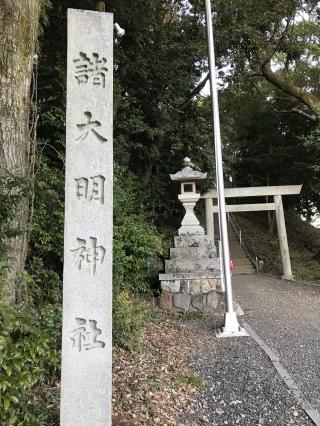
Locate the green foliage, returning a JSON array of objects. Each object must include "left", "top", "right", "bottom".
[
  {"left": 113, "top": 292, "right": 149, "bottom": 349},
  {"left": 24, "top": 258, "right": 62, "bottom": 308},
  {"left": 219, "top": 85, "right": 319, "bottom": 215},
  {"left": 0, "top": 158, "right": 63, "bottom": 424},
  {"left": 177, "top": 373, "right": 205, "bottom": 389},
  {"left": 113, "top": 165, "right": 164, "bottom": 295},
  {"left": 113, "top": 165, "right": 164, "bottom": 345},
  {"left": 212, "top": 0, "right": 320, "bottom": 107},
  {"left": 293, "top": 260, "right": 320, "bottom": 280},
  {"left": 30, "top": 156, "right": 64, "bottom": 265},
  {"left": 0, "top": 303, "right": 61, "bottom": 425}
]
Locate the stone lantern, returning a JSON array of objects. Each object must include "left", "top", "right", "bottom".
[
  {"left": 159, "top": 158, "right": 223, "bottom": 314},
  {"left": 170, "top": 157, "right": 207, "bottom": 236}
]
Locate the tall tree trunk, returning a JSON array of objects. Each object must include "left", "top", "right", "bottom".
[{"left": 0, "top": 0, "right": 42, "bottom": 304}]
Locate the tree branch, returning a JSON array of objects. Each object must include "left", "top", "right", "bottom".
[
  {"left": 190, "top": 73, "right": 210, "bottom": 98},
  {"left": 276, "top": 108, "right": 318, "bottom": 122},
  {"left": 260, "top": 17, "right": 320, "bottom": 122},
  {"left": 261, "top": 60, "right": 320, "bottom": 121},
  {"left": 291, "top": 107, "right": 318, "bottom": 122},
  {"left": 180, "top": 73, "right": 210, "bottom": 109}
]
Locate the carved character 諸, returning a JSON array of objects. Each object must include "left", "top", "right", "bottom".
[{"left": 73, "top": 52, "right": 108, "bottom": 87}]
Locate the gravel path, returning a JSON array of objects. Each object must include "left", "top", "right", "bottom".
[
  {"left": 181, "top": 320, "right": 312, "bottom": 425},
  {"left": 234, "top": 274, "right": 320, "bottom": 415},
  {"left": 179, "top": 274, "right": 320, "bottom": 425}
]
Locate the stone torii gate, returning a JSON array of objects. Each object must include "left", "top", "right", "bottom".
[{"left": 202, "top": 185, "right": 302, "bottom": 280}]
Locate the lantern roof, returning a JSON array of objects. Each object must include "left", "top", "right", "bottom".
[{"left": 170, "top": 157, "right": 207, "bottom": 182}]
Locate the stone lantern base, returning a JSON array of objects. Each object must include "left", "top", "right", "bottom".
[{"left": 159, "top": 235, "right": 224, "bottom": 314}]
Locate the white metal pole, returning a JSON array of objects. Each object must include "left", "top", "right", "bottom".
[{"left": 204, "top": 0, "right": 247, "bottom": 336}]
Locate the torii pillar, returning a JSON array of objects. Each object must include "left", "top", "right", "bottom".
[
  {"left": 202, "top": 185, "right": 302, "bottom": 281},
  {"left": 274, "top": 195, "right": 293, "bottom": 280}
]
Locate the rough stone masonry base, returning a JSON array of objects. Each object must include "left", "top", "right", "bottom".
[
  {"left": 159, "top": 235, "right": 224, "bottom": 314},
  {"left": 160, "top": 278, "right": 224, "bottom": 313}
]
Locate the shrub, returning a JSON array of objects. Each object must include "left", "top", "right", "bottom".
[
  {"left": 113, "top": 165, "right": 164, "bottom": 344},
  {"left": 0, "top": 303, "right": 61, "bottom": 425},
  {"left": 113, "top": 292, "right": 149, "bottom": 348}
]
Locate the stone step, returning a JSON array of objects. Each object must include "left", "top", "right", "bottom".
[
  {"left": 174, "top": 235, "right": 212, "bottom": 249},
  {"left": 170, "top": 246, "right": 216, "bottom": 260},
  {"left": 230, "top": 254, "right": 248, "bottom": 259},
  {"left": 233, "top": 263, "right": 253, "bottom": 268},
  {"left": 233, "top": 266, "right": 256, "bottom": 272},
  {"left": 233, "top": 258, "right": 254, "bottom": 265},
  {"left": 231, "top": 254, "right": 250, "bottom": 260},
  {"left": 230, "top": 247, "right": 249, "bottom": 254},
  {"left": 233, "top": 270, "right": 256, "bottom": 275},
  {"left": 215, "top": 225, "right": 257, "bottom": 274},
  {"left": 160, "top": 271, "right": 220, "bottom": 281},
  {"left": 165, "top": 258, "right": 220, "bottom": 273},
  {"left": 230, "top": 248, "right": 247, "bottom": 253}
]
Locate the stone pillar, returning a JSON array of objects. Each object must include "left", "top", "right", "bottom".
[
  {"left": 205, "top": 198, "right": 214, "bottom": 245},
  {"left": 60, "top": 9, "right": 113, "bottom": 425},
  {"left": 274, "top": 195, "right": 293, "bottom": 280}
]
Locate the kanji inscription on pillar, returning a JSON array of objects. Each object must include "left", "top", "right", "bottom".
[
  {"left": 73, "top": 52, "right": 108, "bottom": 87},
  {"left": 71, "top": 236, "right": 106, "bottom": 275},
  {"left": 61, "top": 9, "right": 113, "bottom": 426},
  {"left": 75, "top": 175, "right": 105, "bottom": 203},
  {"left": 70, "top": 318, "right": 106, "bottom": 351},
  {"left": 76, "top": 111, "right": 108, "bottom": 143}
]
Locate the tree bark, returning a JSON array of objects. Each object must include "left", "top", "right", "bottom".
[{"left": 0, "top": 0, "right": 42, "bottom": 304}]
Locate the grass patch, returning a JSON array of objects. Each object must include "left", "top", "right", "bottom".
[
  {"left": 181, "top": 310, "right": 204, "bottom": 320},
  {"left": 177, "top": 373, "right": 205, "bottom": 389}
]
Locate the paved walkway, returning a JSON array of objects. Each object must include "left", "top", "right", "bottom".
[
  {"left": 235, "top": 274, "right": 320, "bottom": 417},
  {"left": 181, "top": 274, "right": 320, "bottom": 425}
]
